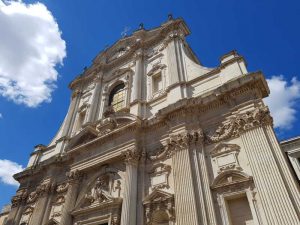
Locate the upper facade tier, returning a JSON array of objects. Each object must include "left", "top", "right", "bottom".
[{"left": 25, "top": 17, "right": 269, "bottom": 168}]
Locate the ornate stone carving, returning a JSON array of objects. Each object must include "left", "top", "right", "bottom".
[
  {"left": 205, "top": 106, "right": 273, "bottom": 144},
  {"left": 11, "top": 189, "right": 28, "bottom": 207},
  {"left": 210, "top": 143, "right": 242, "bottom": 174},
  {"left": 26, "top": 191, "right": 38, "bottom": 204},
  {"left": 122, "top": 148, "right": 140, "bottom": 165},
  {"left": 84, "top": 175, "right": 113, "bottom": 205},
  {"left": 149, "top": 163, "right": 171, "bottom": 190},
  {"left": 149, "top": 129, "right": 204, "bottom": 161},
  {"left": 56, "top": 182, "right": 69, "bottom": 193},
  {"left": 66, "top": 170, "right": 83, "bottom": 182},
  {"left": 143, "top": 190, "right": 175, "bottom": 225}
]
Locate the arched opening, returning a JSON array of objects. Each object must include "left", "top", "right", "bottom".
[
  {"left": 108, "top": 83, "right": 125, "bottom": 112},
  {"left": 152, "top": 210, "right": 169, "bottom": 225}
]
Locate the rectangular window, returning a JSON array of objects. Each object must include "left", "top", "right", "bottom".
[{"left": 226, "top": 195, "right": 253, "bottom": 225}]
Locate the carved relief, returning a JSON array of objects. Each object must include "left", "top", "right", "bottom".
[
  {"left": 122, "top": 148, "right": 140, "bottom": 165},
  {"left": 205, "top": 106, "right": 273, "bottom": 144},
  {"left": 56, "top": 182, "right": 69, "bottom": 194},
  {"left": 11, "top": 188, "right": 28, "bottom": 208},
  {"left": 19, "top": 206, "right": 34, "bottom": 225},
  {"left": 210, "top": 143, "right": 242, "bottom": 174},
  {"left": 149, "top": 163, "right": 171, "bottom": 190},
  {"left": 143, "top": 190, "right": 175, "bottom": 225},
  {"left": 149, "top": 129, "right": 204, "bottom": 161},
  {"left": 84, "top": 175, "right": 113, "bottom": 204}
]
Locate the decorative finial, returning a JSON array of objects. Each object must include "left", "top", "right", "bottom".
[
  {"left": 139, "top": 23, "right": 144, "bottom": 30},
  {"left": 168, "top": 13, "right": 173, "bottom": 21}
]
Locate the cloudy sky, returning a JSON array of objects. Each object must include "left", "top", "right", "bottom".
[{"left": 0, "top": 0, "right": 300, "bottom": 208}]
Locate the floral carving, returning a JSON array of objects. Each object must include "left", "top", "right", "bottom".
[
  {"left": 122, "top": 148, "right": 140, "bottom": 165},
  {"left": 66, "top": 170, "right": 83, "bottom": 182},
  {"left": 56, "top": 182, "right": 69, "bottom": 193},
  {"left": 205, "top": 106, "right": 273, "bottom": 144},
  {"left": 11, "top": 189, "right": 28, "bottom": 207},
  {"left": 149, "top": 130, "right": 204, "bottom": 161},
  {"left": 26, "top": 191, "right": 38, "bottom": 204}
]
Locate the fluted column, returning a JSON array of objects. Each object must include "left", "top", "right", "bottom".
[
  {"left": 136, "top": 149, "right": 146, "bottom": 225},
  {"left": 60, "top": 170, "right": 82, "bottom": 225},
  {"left": 241, "top": 127, "right": 299, "bottom": 224},
  {"left": 6, "top": 189, "right": 27, "bottom": 225},
  {"left": 29, "top": 180, "right": 53, "bottom": 225},
  {"left": 170, "top": 133, "right": 200, "bottom": 225},
  {"left": 190, "top": 131, "right": 217, "bottom": 225},
  {"left": 41, "top": 183, "right": 56, "bottom": 225},
  {"left": 264, "top": 125, "right": 300, "bottom": 216},
  {"left": 86, "top": 74, "right": 103, "bottom": 124},
  {"left": 120, "top": 149, "right": 139, "bottom": 225}
]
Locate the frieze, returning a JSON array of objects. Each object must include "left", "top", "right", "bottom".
[{"left": 205, "top": 106, "right": 272, "bottom": 144}]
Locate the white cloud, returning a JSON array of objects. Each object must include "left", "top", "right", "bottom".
[
  {"left": 0, "top": 159, "right": 24, "bottom": 186},
  {"left": 0, "top": 0, "right": 66, "bottom": 107},
  {"left": 0, "top": 113, "right": 2, "bottom": 119},
  {"left": 265, "top": 76, "right": 300, "bottom": 130}
]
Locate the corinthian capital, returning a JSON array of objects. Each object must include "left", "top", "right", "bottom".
[
  {"left": 66, "top": 170, "right": 83, "bottom": 183},
  {"left": 122, "top": 148, "right": 140, "bottom": 165}
]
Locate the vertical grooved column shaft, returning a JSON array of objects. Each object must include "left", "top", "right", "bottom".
[
  {"left": 60, "top": 181, "right": 80, "bottom": 225},
  {"left": 172, "top": 147, "right": 200, "bottom": 225},
  {"left": 195, "top": 142, "right": 218, "bottom": 225},
  {"left": 265, "top": 125, "right": 300, "bottom": 217},
  {"left": 120, "top": 162, "right": 138, "bottom": 225},
  {"left": 29, "top": 195, "right": 48, "bottom": 225},
  {"left": 241, "top": 127, "right": 299, "bottom": 224}
]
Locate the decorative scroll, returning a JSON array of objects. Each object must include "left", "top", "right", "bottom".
[{"left": 149, "top": 129, "right": 204, "bottom": 161}]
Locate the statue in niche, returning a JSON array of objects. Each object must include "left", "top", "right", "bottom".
[{"left": 84, "top": 175, "right": 113, "bottom": 204}]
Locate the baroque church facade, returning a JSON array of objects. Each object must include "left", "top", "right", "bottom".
[{"left": 6, "top": 17, "right": 300, "bottom": 225}]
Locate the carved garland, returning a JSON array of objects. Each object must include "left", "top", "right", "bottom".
[
  {"left": 149, "top": 129, "right": 203, "bottom": 161},
  {"left": 205, "top": 106, "right": 273, "bottom": 144}
]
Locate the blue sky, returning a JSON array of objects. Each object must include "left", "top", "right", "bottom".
[{"left": 0, "top": 0, "right": 300, "bottom": 208}]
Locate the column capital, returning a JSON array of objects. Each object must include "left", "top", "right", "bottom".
[
  {"left": 122, "top": 148, "right": 140, "bottom": 165},
  {"left": 66, "top": 169, "right": 83, "bottom": 183},
  {"left": 11, "top": 188, "right": 28, "bottom": 208}
]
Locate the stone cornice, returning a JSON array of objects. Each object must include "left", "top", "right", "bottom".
[{"left": 145, "top": 71, "right": 268, "bottom": 128}]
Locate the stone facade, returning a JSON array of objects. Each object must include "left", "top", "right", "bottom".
[
  {"left": 281, "top": 136, "right": 300, "bottom": 182},
  {"left": 6, "top": 17, "right": 300, "bottom": 225}
]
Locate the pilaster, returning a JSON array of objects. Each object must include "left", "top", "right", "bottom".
[
  {"left": 29, "top": 179, "right": 54, "bottom": 225},
  {"left": 190, "top": 130, "right": 218, "bottom": 225},
  {"left": 169, "top": 132, "right": 200, "bottom": 225},
  {"left": 60, "top": 170, "right": 82, "bottom": 225},
  {"left": 120, "top": 148, "right": 140, "bottom": 225},
  {"left": 86, "top": 74, "right": 103, "bottom": 124}
]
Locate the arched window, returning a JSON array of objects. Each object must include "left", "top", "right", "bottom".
[{"left": 108, "top": 83, "right": 125, "bottom": 111}]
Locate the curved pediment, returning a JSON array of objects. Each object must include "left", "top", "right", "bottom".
[{"left": 211, "top": 170, "right": 252, "bottom": 189}]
